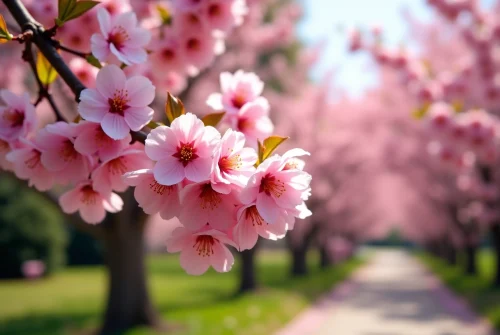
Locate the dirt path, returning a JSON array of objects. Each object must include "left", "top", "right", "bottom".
[{"left": 276, "top": 249, "right": 497, "bottom": 335}]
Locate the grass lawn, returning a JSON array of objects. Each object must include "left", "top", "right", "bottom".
[
  {"left": 418, "top": 250, "right": 500, "bottom": 330},
  {"left": 0, "top": 250, "right": 364, "bottom": 335}
]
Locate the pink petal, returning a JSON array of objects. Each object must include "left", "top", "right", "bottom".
[
  {"left": 101, "top": 113, "right": 130, "bottom": 140},
  {"left": 180, "top": 244, "right": 211, "bottom": 275},
  {"left": 124, "top": 106, "right": 154, "bottom": 131},
  {"left": 233, "top": 216, "right": 258, "bottom": 251},
  {"left": 96, "top": 65, "right": 126, "bottom": 98},
  {"left": 91, "top": 34, "right": 110, "bottom": 63},
  {"left": 120, "top": 46, "right": 148, "bottom": 65},
  {"left": 256, "top": 194, "right": 280, "bottom": 224},
  {"left": 59, "top": 188, "right": 81, "bottom": 214},
  {"left": 97, "top": 8, "right": 112, "bottom": 36},
  {"left": 125, "top": 76, "right": 155, "bottom": 107},
  {"left": 103, "top": 192, "right": 124, "bottom": 213},
  {"left": 80, "top": 202, "right": 106, "bottom": 224},
  {"left": 206, "top": 93, "right": 223, "bottom": 110},
  {"left": 210, "top": 242, "right": 234, "bottom": 273},
  {"left": 145, "top": 126, "right": 178, "bottom": 161},
  {"left": 184, "top": 156, "right": 213, "bottom": 182},
  {"left": 153, "top": 157, "right": 185, "bottom": 186}
]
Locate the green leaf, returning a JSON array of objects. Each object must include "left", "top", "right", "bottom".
[
  {"left": 165, "top": 93, "right": 185, "bottom": 125},
  {"left": 261, "top": 136, "right": 289, "bottom": 161},
  {"left": 36, "top": 51, "right": 58, "bottom": 85},
  {"left": 57, "top": 0, "right": 99, "bottom": 26},
  {"left": 0, "top": 14, "right": 12, "bottom": 43},
  {"left": 156, "top": 4, "right": 172, "bottom": 25},
  {"left": 201, "top": 112, "right": 225, "bottom": 128},
  {"left": 411, "top": 102, "right": 431, "bottom": 120},
  {"left": 147, "top": 121, "right": 163, "bottom": 129},
  {"left": 85, "top": 54, "right": 102, "bottom": 68},
  {"left": 255, "top": 135, "right": 289, "bottom": 166}
]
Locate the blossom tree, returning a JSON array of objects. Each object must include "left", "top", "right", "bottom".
[{"left": 0, "top": 0, "right": 312, "bottom": 333}]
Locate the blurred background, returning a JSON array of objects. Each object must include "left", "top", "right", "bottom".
[{"left": 2, "top": 0, "right": 500, "bottom": 334}]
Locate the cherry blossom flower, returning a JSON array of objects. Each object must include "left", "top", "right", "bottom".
[
  {"left": 78, "top": 65, "right": 155, "bottom": 140},
  {"left": 59, "top": 180, "right": 123, "bottom": 224},
  {"left": 91, "top": 147, "right": 151, "bottom": 193},
  {"left": 240, "top": 152, "right": 312, "bottom": 224},
  {"left": 0, "top": 90, "right": 37, "bottom": 142},
  {"left": 207, "top": 70, "right": 265, "bottom": 114},
  {"left": 203, "top": 0, "right": 248, "bottom": 32},
  {"left": 36, "top": 122, "right": 93, "bottom": 185},
  {"left": 166, "top": 226, "right": 237, "bottom": 275},
  {"left": 145, "top": 113, "right": 220, "bottom": 186},
  {"left": 69, "top": 58, "right": 98, "bottom": 88},
  {"left": 211, "top": 129, "right": 257, "bottom": 193},
  {"left": 171, "top": 0, "right": 205, "bottom": 12},
  {"left": 230, "top": 99, "right": 274, "bottom": 144},
  {"left": 6, "top": 139, "right": 56, "bottom": 191},
  {"left": 122, "top": 169, "right": 181, "bottom": 220},
  {"left": 232, "top": 204, "right": 290, "bottom": 251},
  {"left": 91, "top": 8, "right": 151, "bottom": 65},
  {"left": 74, "top": 121, "right": 131, "bottom": 161},
  {"left": 179, "top": 182, "right": 240, "bottom": 231}
]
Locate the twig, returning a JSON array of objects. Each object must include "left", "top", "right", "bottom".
[
  {"left": 52, "top": 40, "right": 90, "bottom": 59},
  {"left": 22, "top": 40, "right": 65, "bottom": 121}
]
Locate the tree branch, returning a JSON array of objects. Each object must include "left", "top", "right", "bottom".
[{"left": 3, "top": 0, "right": 86, "bottom": 100}]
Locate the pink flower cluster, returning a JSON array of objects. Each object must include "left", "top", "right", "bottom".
[
  {"left": 0, "top": 65, "right": 311, "bottom": 275},
  {"left": 207, "top": 70, "right": 274, "bottom": 145}
]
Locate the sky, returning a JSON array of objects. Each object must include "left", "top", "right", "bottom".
[{"left": 297, "top": 0, "right": 495, "bottom": 96}]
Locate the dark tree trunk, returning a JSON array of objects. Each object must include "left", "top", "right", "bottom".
[
  {"left": 445, "top": 244, "right": 457, "bottom": 266},
  {"left": 99, "top": 192, "right": 160, "bottom": 335},
  {"left": 319, "top": 245, "right": 332, "bottom": 269},
  {"left": 238, "top": 246, "right": 258, "bottom": 293},
  {"left": 464, "top": 244, "right": 478, "bottom": 276},
  {"left": 291, "top": 247, "right": 308, "bottom": 276},
  {"left": 491, "top": 224, "right": 500, "bottom": 288}
]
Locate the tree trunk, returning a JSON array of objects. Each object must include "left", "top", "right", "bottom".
[
  {"left": 291, "top": 247, "right": 308, "bottom": 276},
  {"left": 491, "top": 224, "right": 500, "bottom": 288},
  {"left": 99, "top": 193, "right": 160, "bottom": 334},
  {"left": 319, "top": 245, "right": 332, "bottom": 269},
  {"left": 445, "top": 244, "right": 457, "bottom": 266},
  {"left": 464, "top": 244, "right": 478, "bottom": 276},
  {"left": 238, "top": 246, "right": 258, "bottom": 293}
]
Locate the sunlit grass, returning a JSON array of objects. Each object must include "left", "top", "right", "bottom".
[
  {"left": 418, "top": 250, "right": 500, "bottom": 330},
  {"left": 0, "top": 250, "right": 364, "bottom": 335}
]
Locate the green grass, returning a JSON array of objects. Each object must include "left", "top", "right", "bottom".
[
  {"left": 418, "top": 250, "right": 500, "bottom": 329},
  {"left": 0, "top": 250, "right": 364, "bottom": 335}
]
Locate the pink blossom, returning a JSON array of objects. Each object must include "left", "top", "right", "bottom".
[
  {"left": 59, "top": 180, "right": 123, "bottom": 224},
  {"left": 91, "top": 8, "right": 151, "bottom": 65},
  {"left": 240, "top": 152, "right": 312, "bottom": 224},
  {"left": 171, "top": 0, "right": 205, "bottom": 12},
  {"left": 211, "top": 129, "right": 257, "bottom": 193},
  {"left": 179, "top": 182, "right": 240, "bottom": 231},
  {"left": 166, "top": 226, "right": 236, "bottom": 275},
  {"left": 78, "top": 65, "right": 155, "bottom": 140},
  {"left": 229, "top": 99, "right": 274, "bottom": 144},
  {"left": 145, "top": 113, "right": 220, "bottom": 186},
  {"left": 69, "top": 58, "right": 98, "bottom": 88},
  {"left": 233, "top": 204, "right": 290, "bottom": 251},
  {"left": 6, "top": 139, "right": 56, "bottom": 191},
  {"left": 74, "top": 121, "right": 131, "bottom": 161},
  {"left": 0, "top": 90, "right": 37, "bottom": 142},
  {"left": 122, "top": 169, "right": 181, "bottom": 219},
  {"left": 36, "top": 122, "right": 93, "bottom": 185},
  {"left": 21, "top": 260, "right": 45, "bottom": 279},
  {"left": 181, "top": 30, "right": 221, "bottom": 74},
  {"left": 203, "top": 0, "right": 248, "bottom": 32},
  {"left": 91, "top": 147, "right": 151, "bottom": 193},
  {"left": 207, "top": 70, "right": 265, "bottom": 114}
]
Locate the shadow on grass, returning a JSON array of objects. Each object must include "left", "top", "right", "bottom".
[{"left": 0, "top": 312, "right": 96, "bottom": 335}]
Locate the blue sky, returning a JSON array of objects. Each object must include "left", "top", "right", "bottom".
[{"left": 297, "top": 0, "right": 495, "bottom": 96}]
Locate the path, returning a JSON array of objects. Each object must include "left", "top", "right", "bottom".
[{"left": 276, "top": 249, "right": 497, "bottom": 335}]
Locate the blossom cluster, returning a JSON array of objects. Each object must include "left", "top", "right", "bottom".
[
  {"left": 0, "top": 65, "right": 311, "bottom": 275},
  {"left": 25, "top": 0, "right": 248, "bottom": 94}
]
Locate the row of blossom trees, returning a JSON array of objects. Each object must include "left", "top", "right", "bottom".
[{"left": 351, "top": 0, "right": 500, "bottom": 284}]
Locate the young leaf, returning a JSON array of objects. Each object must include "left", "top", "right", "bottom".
[
  {"left": 86, "top": 54, "right": 102, "bottom": 68},
  {"left": 201, "top": 112, "right": 225, "bottom": 128},
  {"left": 411, "top": 102, "right": 431, "bottom": 120},
  {"left": 36, "top": 51, "right": 58, "bottom": 85},
  {"left": 57, "top": 0, "right": 99, "bottom": 26},
  {"left": 261, "top": 136, "right": 289, "bottom": 161},
  {"left": 64, "top": 1, "right": 100, "bottom": 22},
  {"left": 147, "top": 121, "right": 163, "bottom": 129},
  {"left": 0, "top": 14, "right": 12, "bottom": 43},
  {"left": 165, "top": 93, "right": 185, "bottom": 125},
  {"left": 157, "top": 4, "right": 172, "bottom": 25},
  {"left": 255, "top": 140, "right": 265, "bottom": 166}
]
